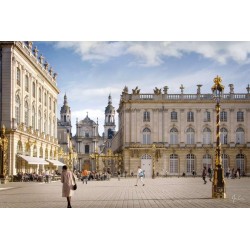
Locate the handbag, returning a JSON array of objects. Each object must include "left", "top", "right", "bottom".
[{"left": 72, "top": 172, "right": 77, "bottom": 190}]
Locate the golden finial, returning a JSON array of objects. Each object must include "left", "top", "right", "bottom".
[
  {"left": 212, "top": 75, "right": 224, "bottom": 92},
  {"left": 1, "top": 124, "right": 6, "bottom": 135}
]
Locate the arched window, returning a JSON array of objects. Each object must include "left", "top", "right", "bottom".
[
  {"left": 15, "top": 95, "right": 21, "bottom": 125},
  {"left": 24, "top": 101, "right": 29, "bottom": 127},
  {"left": 170, "top": 154, "right": 178, "bottom": 173},
  {"left": 170, "top": 128, "right": 178, "bottom": 144},
  {"left": 203, "top": 154, "right": 212, "bottom": 169},
  {"left": 187, "top": 111, "right": 194, "bottom": 122},
  {"left": 25, "top": 142, "right": 31, "bottom": 156},
  {"left": 17, "top": 141, "right": 23, "bottom": 154},
  {"left": 220, "top": 128, "right": 228, "bottom": 144},
  {"left": 236, "top": 154, "right": 245, "bottom": 175},
  {"left": 38, "top": 110, "right": 42, "bottom": 131},
  {"left": 171, "top": 111, "right": 177, "bottom": 121},
  {"left": 142, "top": 128, "right": 151, "bottom": 144},
  {"left": 186, "top": 127, "right": 195, "bottom": 144},
  {"left": 32, "top": 106, "right": 35, "bottom": 128},
  {"left": 222, "top": 154, "right": 229, "bottom": 175},
  {"left": 25, "top": 75, "right": 29, "bottom": 92},
  {"left": 143, "top": 111, "right": 150, "bottom": 122},
  {"left": 33, "top": 145, "right": 37, "bottom": 157},
  {"left": 16, "top": 67, "right": 21, "bottom": 85},
  {"left": 236, "top": 128, "right": 244, "bottom": 144},
  {"left": 203, "top": 127, "right": 211, "bottom": 144},
  {"left": 186, "top": 154, "right": 195, "bottom": 173}
]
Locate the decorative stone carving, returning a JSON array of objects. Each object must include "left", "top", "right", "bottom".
[
  {"left": 163, "top": 86, "right": 169, "bottom": 94},
  {"left": 123, "top": 86, "right": 128, "bottom": 94},
  {"left": 53, "top": 73, "right": 58, "bottom": 80},
  {"left": 39, "top": 54, "right": 44, "bottom": 64},
  {"left": 33, "top": 46, "right": 38, "bottom": 58},
  {"left": 44, "top": 61, "right": 49, "bottom": 70},
  {"left": 132, "top": 86, "right": 140, "bottom": 95},
  {"left": 154, "top": 87, "right": 162, "bottom": 95}
]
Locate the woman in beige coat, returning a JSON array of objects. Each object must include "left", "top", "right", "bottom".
[{"left": 61, "top": 165, "right": 75, "bottom": 208}]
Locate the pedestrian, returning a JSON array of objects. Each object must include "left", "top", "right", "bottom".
[
  {"left": 202, "top": 166, "right": 207, "bottom": 184},
  {"left": 231, "top": 168, "right": 235, "bottom": 179},
  {"left": 117, "top": 170, "right": 121, "bottom": 181},
  {"left": 208, "top": 167, "right": 212, "bottom": 181},
  {"left": 237, "top": 167, "right": 241, "bottom": 179},
  {"left": 226, "top": 167, "right": 230, "bottom": 179},
  {"left": 124, "top": 170, "right": 127, "bottom": 178},
  {"left": 135, "top": 166, "right": 145, "bottom": 186},
  {"left": 61, "top": 165, "right": 75, "bottom": 208},
  {"left": 192, "top": 169, "right": 195, "bottom": 177},
  {"left": 82, "top": 169, "right": 88, "bottom": 184}
]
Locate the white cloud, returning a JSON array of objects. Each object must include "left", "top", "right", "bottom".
[{"left": 55, "top": 41, "right": 250, "bottom": 66}]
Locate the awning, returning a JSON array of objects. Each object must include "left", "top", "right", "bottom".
[
  {"left": 46, "top": 159, "right": 65, "bottom": 166},
  {"left": 18, "top": 155, "right": 49, "bottom": 165}
]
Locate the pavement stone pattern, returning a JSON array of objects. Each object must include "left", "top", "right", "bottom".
[{"left": 0, "top": 177, "right": 249, "bottom": 208}]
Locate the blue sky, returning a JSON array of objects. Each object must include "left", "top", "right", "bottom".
[{"left": 33, "top": 41, "right": 250, "bottom": 136}]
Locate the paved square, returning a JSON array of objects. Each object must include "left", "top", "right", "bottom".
[{"left": 0, "top": 177, "right": 249, "bottom": 208}]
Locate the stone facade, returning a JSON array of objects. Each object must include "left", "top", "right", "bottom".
[
  {"left": 111, "top": 84, "right": 250, "bottom": 177},
  {"left": 0, "top": 42, "right": 60, "bottom": 176}
]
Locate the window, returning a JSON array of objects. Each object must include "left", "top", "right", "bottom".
[
  {"left": 64, "top": 115, "right": 66, "bottom": 122},
  {"left": 24, "top": 101, "right": 29, "bottom": 127},
  {"left": 204, "top": 111, "right": 210, "bottom": 122},
  {"left": 186, "top": 127, "right": 195, "bottom": 144},
  {"left": 186, "top": 154, "right": 195, "bottom": 173},
  {"left": 85, "top": 145, "right": 90, "bottom": 154},
  {"left": 17, "top": 67, "right": 20, "bottom": 85},
  {"left": 187, "top": 111, "right": 194, "bottom": 122},
  {"left": 220, "top": 128, "right": 228, "bottom": 144},
  {"left": 49, "top": 118, "right": 51, "bottom": 135},
  {"left": 203, "top": 154, "right": 212, "bottom": 170},
  {"left": 44, "top": 93, "right": 47, "bottom": 106},
  {"left": 17, "top": 141, "right": 23, "bottom": 154},
  {"left": 236, "top": 127, "right": 244, "bottom": 144},
  {"left": 32, "top": 106, "right": 35, "bottom": 128},
  {"left": 25, "top": 75, "right": 29, "bottom": 92},
  {"left": 203, "top": 127, "right": 211, "bottom": 144},
  {"left": 170, "top": 154, "right": 178, "bottom": 173},
  {"left": 32, "top": 82, "right": 36, "bottom": 98},
  {"left": 170, "top": 128, "right": 178, "bottom": 144},
  {"left": 237, "top": 111, "right": 244, "bottom": 122},
  {"left": 220, "top": 111, "right": 227, "bottom": 122},
  {"left": 142, "top": 128, "right": 151, "bottom": 144},
  {"left": 85, "top": 132, "right": 89, "bottom": 138},
  {"left": 38, "top": 110, "right": 42, "bottom": 131},
  {"left": 222, "top": 154, "right": 229, "bottom": 176},
  {"left": 171, "top": 111, "right": 177, "bottom": 121},
  {"left": 39, "top": 88, "right": 41, "bottom": 102},
  {"left": 143, "top": 111, "right": 150, "bottom": 122},
  {"left": 44, "top": 113, "right": 47, "bottom": 134},
  {"left": 15, "top": 95, "right": 21, "bottom": 125},
  {"left": 40, "top": 147, "right": 43, "bottom": 158},
  {"left": 236, "top": 154, "right": 245, "bottom": 175},
  {"left": 33, "top": 145, "right": 37, "bottom": 157},
  {"left": 49, "top": 97, "right": 51, "bottom": 110}
]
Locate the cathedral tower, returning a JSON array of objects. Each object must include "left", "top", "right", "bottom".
[{"left": 104, "top": 94, "right": 116, "bottom": 139}]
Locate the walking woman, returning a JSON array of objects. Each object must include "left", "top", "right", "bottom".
[{"left": 61, "top": 165, "right": 75, "bottom": 208}]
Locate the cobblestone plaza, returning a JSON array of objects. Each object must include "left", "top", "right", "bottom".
[{"left": 1, "top": 177, "right": 250, "bottom": 208}]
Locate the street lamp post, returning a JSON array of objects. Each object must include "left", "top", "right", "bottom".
[
  {"left": 152, "top": 144, "right": 156, "bottom": 179},
  {"left": 211, "top": 76, "right": 226, "bottom": 198}
]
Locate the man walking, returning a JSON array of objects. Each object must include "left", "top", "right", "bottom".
[
  {"left": 82, "top": 169, "right": 88, "bottom": 184},
  {"left": 135, "top": 166, "right": 145, "bottom": 186},
  {"left": 202, "top": 166, "right": 207, "bottom": 184}
]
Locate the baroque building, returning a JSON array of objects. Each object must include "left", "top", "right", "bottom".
[
  {"left": 110, "top": 83, "right": 250, "bottom": 178},
  {"left": 74, "top": 114, "right": 104, "bottom": 171},
  {"left": 0, "top": 41, "right": 61, "bottom": 179}
]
